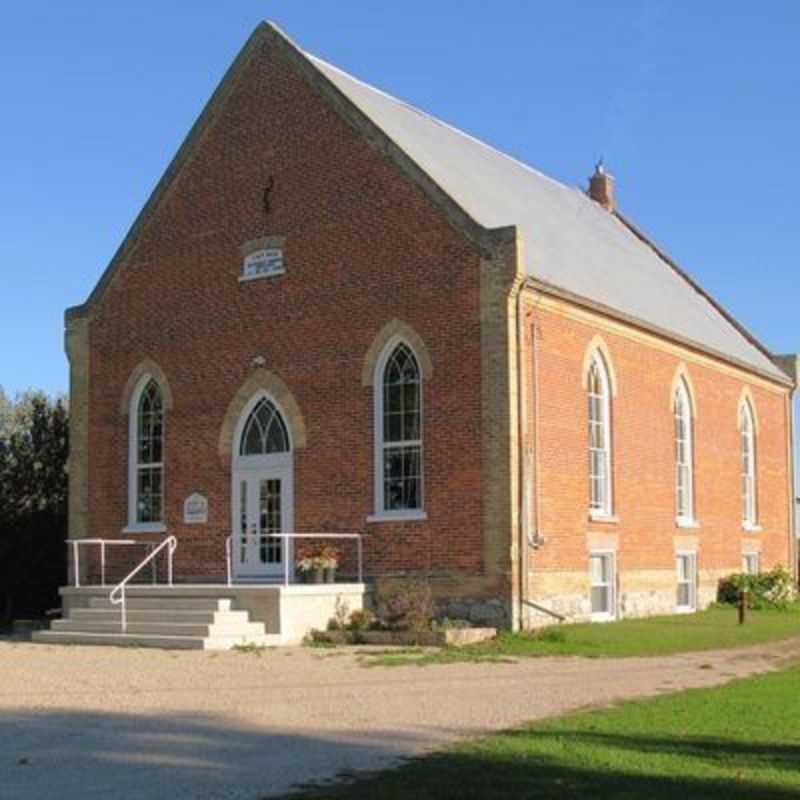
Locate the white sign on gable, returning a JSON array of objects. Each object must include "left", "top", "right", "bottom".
[
  {"left": 242, "top": 248, "right": 284, "bottom": 279},
  {"left": 183, "top": 493, "right": 209, "bottom": 525}
]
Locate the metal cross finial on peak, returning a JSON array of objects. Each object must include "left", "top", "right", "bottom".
[{"left": 594, "top": 158, "right": 605, "bottom": 175}]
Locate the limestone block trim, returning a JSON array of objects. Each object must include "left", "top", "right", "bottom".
[
  {"left": 361, "top": 320, "right": 433, "bottom": 386},
  {"left": 741, "top": 539, "right": 762, "bottom": 554},
  {"left": 119, "top": 359, "right": 175, "bottom": 415},
  {"left": 219, "top": 368, "right": 307, "bottom": 456},
  {"left": 674, "top": 534, "right": 699, "bottom": 551},
  {"left": 65, "top": 314, "right": 90, "bottom": 540},
  {"left": 586, "top": 532, "right": 619, "bottom": 551},
  {"left": 580, "top": 334, "right": 619, "bottom": 397},
  {"left": 480, "top": 229, "right": 524, "bottom": 628}
]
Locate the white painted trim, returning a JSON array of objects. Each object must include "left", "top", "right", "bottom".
[
  {"left": 587, "top": 350, "right": 614, "bottom": 517},
  {"left": 675, "top": 550, "right": 698, "bottom": 613},
  {"left": 742, "top": 522, "right": 763, "bottom": 533},
  {"left": 674, "top": 379, "right": 695, "bottom": 522},
  {"left": 127, "top": 373, "right": 165, "bottom": 529},
  {"left": 588, "top": 511, "right": 619, "bottom": 524},
  {"left": 589, "top": 550, "right": 617, "bottom": 621},
  {"left": 367, "top": 510, "right": 428, "bottom": 523},
  {"left": 675, "top": 517, "right": 700, "bottom": 529},
  {"left": 372, "top": 336, "right": 425, "bottom": 516},
  {"left": 740, "top": 399, "right": 758, "bottom": 527},
  {"left": 230, "top": 391, "right": 295, "bottom": 581}
]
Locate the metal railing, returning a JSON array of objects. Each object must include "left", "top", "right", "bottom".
[
  {"left": 66, "top": 538, "right": 159, "bottom": 587},
  {"left": 225, "top": 532, "right": 363, "bottom": 587},
  {"left": 109, "top": 536, "right": 178, "bottom": 633}
]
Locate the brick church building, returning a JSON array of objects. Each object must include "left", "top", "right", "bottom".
[{"left": 62, "top": 22, "right": 797, "bottom": 632}]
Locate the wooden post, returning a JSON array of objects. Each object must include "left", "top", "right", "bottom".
[{"left": 738, "top": 590, "right": 748, "bottom": 625}]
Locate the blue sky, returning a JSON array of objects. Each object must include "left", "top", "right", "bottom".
[{"left": 1, "top": 4, "right": 798, "bottom": 433}]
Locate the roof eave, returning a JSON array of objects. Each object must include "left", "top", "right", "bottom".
[
  {"left": 525, "top": 276, "right": 793, "bottom": 388},
  {"left": 613, "top": 210, "right": 781, "bottom": 371}
]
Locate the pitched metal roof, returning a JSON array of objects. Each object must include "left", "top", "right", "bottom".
[{"left": 309, "top": 54, "right": 785, "bottom": 381}]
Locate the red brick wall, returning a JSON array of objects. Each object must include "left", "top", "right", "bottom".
[
  {"left": 526, "top": 300, "right": 792, "bottom": 576},
  {"left": 85, "top": 40, "right": 484, "bottom": 580}
]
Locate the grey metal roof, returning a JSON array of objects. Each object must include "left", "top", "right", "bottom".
[{"left": 309, "top": 54, "right": 784, "bottom": 380}]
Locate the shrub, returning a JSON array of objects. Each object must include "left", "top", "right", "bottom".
[
  {"left": 717, "top": 567, "right": 796, "bottom": 610},
  {"left": 377, "top": 580, "right": 435, "bottom": 633},
  {"left": 346, "top": 608, "right": 375, "bottom": 632}
]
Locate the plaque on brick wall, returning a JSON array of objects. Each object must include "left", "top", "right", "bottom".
[{"left": 183, "top": 493, "right": 208, "bottom": 525}]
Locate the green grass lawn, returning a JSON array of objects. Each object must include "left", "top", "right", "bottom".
[
  {"left": 286, "top": 664, "right": 800, "bottom": 799},
  {"left": 358, "top": 605, "right": 800, "bottom": 667}
]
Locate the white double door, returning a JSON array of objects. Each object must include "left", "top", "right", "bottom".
[{"left": 232, "top": 456, "right": 294, "bottom": 580}]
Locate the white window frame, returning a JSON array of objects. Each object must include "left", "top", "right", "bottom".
[
  {"left": 675, "top": 551, "right": 698, "bottom": 613},
  {"left": 587, "top": 352, "right": 613, "bottom": 519},
  {"left": 125, "top": 374, "right": 166, "bottom": 534},
  {"left": 674, "top": 380, "right": 697, "bottom": 527},
  {"left": 742, "top": 552, "right": 761, "bottom": 575},
  {"left": 368, "top": 337, "right": 427, "bottom": 522},
  {"left": 589, "top": 551, "right": 617, "bottom": 621},
  {"left": 740, "top": 401, "right": 758, "bottom": 529}
]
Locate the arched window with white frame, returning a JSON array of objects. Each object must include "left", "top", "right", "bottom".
[
  {"left": 128, "top": 376, "right": 165, "bottom": 529},
  {"left": 674, "top": 379, "right": 695, "bottom": 523},
  {"left": 373, "top": 341, "right": 424, "bottom": 518},
  {"left": 587, "top": 351, "right": 613, "bottom": 516},
  {"left": 740, "top": 399, "right": 757, "bottom": 527}
]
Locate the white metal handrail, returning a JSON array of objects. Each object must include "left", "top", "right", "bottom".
[
  {"left": 66, "top": 538, "right": 154, "bottom": 587},
  {"left": 225, "top": 532, "right": 363, "bottom": 587},
  {"left": 109, "top": 536, "right": 177, "bottom": 633}
]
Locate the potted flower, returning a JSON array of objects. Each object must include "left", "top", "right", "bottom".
[
  {"left": 296, "top": 545, "right": 324, "bottom": 584},
  {"left": 318, "top": 545, "right": 340, "bottom": 583}
]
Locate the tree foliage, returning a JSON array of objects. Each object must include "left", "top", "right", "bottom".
[{"left": 0, "top": 389, "right": 68, "bottom": 625}]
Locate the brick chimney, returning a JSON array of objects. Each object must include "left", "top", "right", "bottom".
[{"left": 588, "top": 161, "right": 615, "bottom": 212}]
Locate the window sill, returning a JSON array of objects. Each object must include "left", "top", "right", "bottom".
[
  {"left": 675, "top": 606, "right": 697, "bottom": 615},
  {"left": 367, "top": 511, "right": 428, "bottom": 523},
  {"left": 675, "top": 517, "right": 700, "bottom": 529},
  {"left": 238, "top": 270, "right": 285, "bottom": 284},
  {"left": 122, "top": 523, "right": 167, "bottom": 535},
  {"left": 588, "top": 512, "right": 619, "bottom": 525},
  {"left": 591, "top": 612, "right": 616, "bottom": 623},
  {"left": 742, "top": 523, "right": 763, "bottom": 533}
]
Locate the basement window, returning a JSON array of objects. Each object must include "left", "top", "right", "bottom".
[{"left": 743, "top": 553, "right": 761, "bottom": 575}]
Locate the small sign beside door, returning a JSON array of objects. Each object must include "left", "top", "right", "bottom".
[{"left": 183, "top": 493, "right": 209, "bottom": 525}]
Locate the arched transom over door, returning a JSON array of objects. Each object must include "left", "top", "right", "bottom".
[{"left": 232, "top": 395, "right": 294, "bottom": 581}]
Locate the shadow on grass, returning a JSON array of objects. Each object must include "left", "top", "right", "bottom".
[{"left": 285, "top": 729, "right": 800, "bottom": 799}]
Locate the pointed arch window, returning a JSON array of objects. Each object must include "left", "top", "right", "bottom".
[
  {"left": 240, "top": 397, "right": 290, "bottom": 456},
  {"left": 373, "top": 342, "right": 424, "bottom": 517},
  {"left": 674, "top": 380, "right": 695, "bottom": 523},
  {"left": 587, "top": 352, "right": 613, "bottom": 516},
  {"left": 128, "top": 378, "right": 165, "bottom": 528},
  {"left": 740, "top": 400, "right": 757, "bottom": 527}
]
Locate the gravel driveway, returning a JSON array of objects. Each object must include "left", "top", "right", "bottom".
[{"left": 2, "top": 637, "right": 799, "bottom": 800}]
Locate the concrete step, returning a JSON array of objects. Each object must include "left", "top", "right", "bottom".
[
  {"left": 33, "top": 629, "right": 281, "bottom": 650},
  {"left": 88, "top": 596, "right": 232, "bottom": 611},
  {"left": 71, "top": 608, "right": 250, "bottom": 625},
  {"left": 32, "top": 630, "right": 206, "bottom": 649},
  {"left": 51, "top": 619, "right": 268, "bottom": 637}
]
